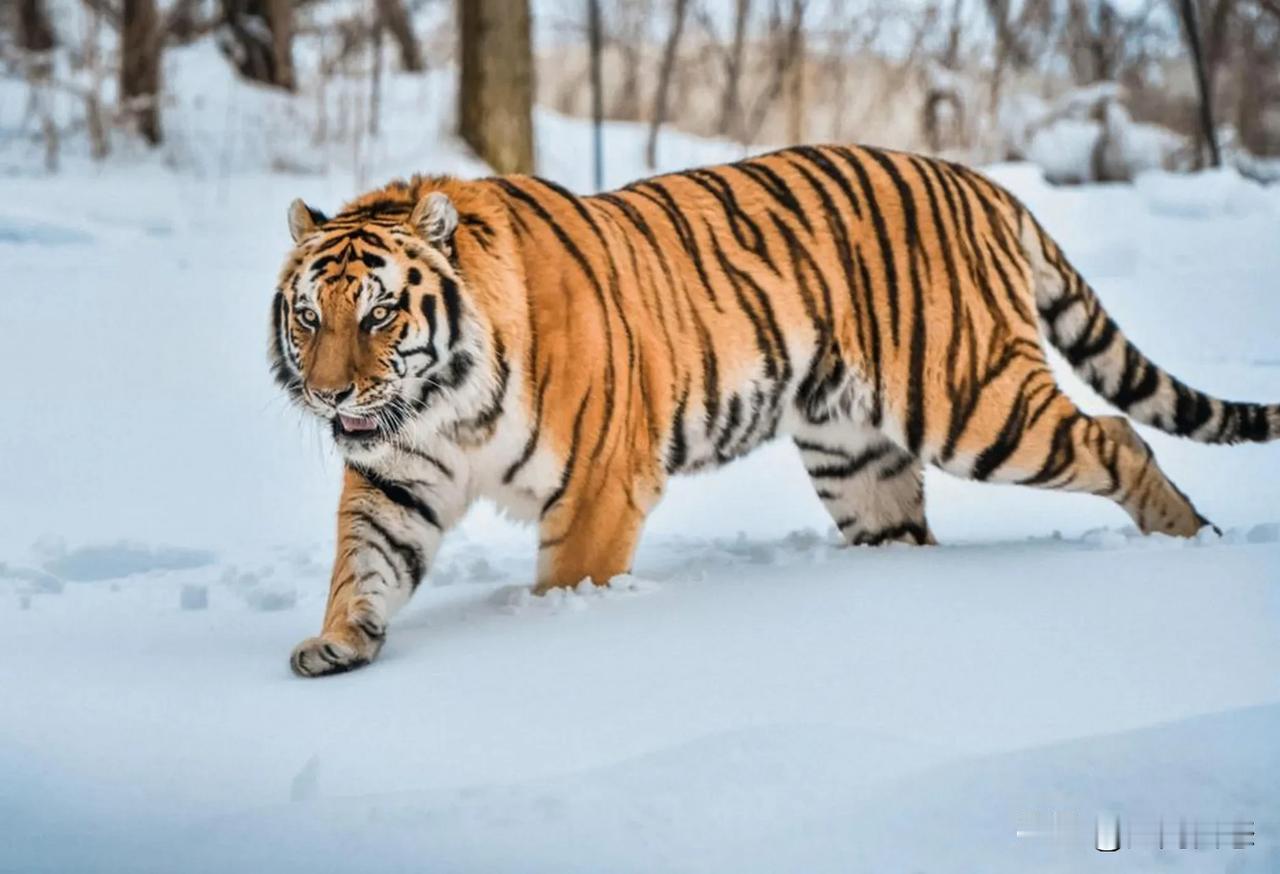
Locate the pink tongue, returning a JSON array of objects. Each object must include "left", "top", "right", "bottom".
[{"left": 339, "top": 414, "right": 378, "bottom": 432}]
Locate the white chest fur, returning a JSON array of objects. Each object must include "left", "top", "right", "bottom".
[{"left": 459, "top": 401, "right": 562, "bottom": 522}]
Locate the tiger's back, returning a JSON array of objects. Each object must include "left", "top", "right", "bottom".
[{"left": 504, "top": 146, "right": 1042, "bottom": 476}]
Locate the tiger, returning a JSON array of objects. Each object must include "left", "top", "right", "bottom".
[{"left": 271, "top": 144, "right": 1280, "bottom": 677}]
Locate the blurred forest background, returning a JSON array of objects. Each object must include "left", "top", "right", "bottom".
[{"left": 3, "top": 0, "right": 1279, "bottom": 185}]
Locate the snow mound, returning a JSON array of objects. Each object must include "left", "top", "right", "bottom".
[
  {"left": 1245, "top": 522, "right": 1280, "bottom": 544},
  {"left": 0, "top": 214, "right": 94, "bottom": 245},
  {"left": 41, "top": 541, "right": 216, "bottom": 582},
  {"left": 1136, "top": 167, "right": 1276, "bottom": 219}
]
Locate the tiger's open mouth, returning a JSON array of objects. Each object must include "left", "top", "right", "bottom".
[{"left": 333, "top": 412, "right": 382, "bottom": 441}]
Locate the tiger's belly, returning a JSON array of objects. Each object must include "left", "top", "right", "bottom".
[
  {"left": 667, "top": 333, "right": 868, "bottom": 475},
  {"left": 447, "top": 329, "right": 873, "bottom": 513}
]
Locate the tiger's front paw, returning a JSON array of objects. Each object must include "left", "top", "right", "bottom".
[{"left": 289, "top": 628, "right": 382, "bottom": 678}]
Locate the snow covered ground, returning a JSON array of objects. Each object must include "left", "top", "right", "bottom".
[{"left": 2, "top": 46, "right": 1280, "bottom": 874}]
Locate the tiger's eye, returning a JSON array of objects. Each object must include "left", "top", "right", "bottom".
[
  {"left": 371, "top": 305, "right": 390, "bottom": 322},
  {"left": 297, "top": 307, "right": 319, "bottom": 329}
]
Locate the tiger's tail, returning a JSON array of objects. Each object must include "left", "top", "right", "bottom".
[{"left": 1019, "top": 212, "right": 1280, "bottom": 445}]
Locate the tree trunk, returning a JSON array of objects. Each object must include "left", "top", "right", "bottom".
[
  {"left": 645, "top": 0, "right": 689, "bottom": 169},
  {"left": 370, "top": 17, "right": 383, "bottom": 136},
  {"left": 615, "top": 42, "right": 642, "bottom": 119},
  {"left": 612, "top": 0, "right": 648, "bottom": 119},
  {"left": 588, "top": 0, "right": 605, "bottom": 190},
  {"left": 267, "top": 0, "right": 294, "bottom": 88},
  {"left": 785, "top": 25, "right": 805, "bottom": 143},
  {"left": 376, "top": 0, "right": 424, "bottom": 72},
  {"left": 1090, "top": 2, "right": 1118, "bottom": 81},
  {"left": 1202, "top": 0, "right": 1236, "bottom": 80},
  {"left": 943, "top": 0, "right": 964, "bottom": 67},
  {"left": 716, "top": 0, "right": 751, "bottom": 139},
  {"left": 166, "top": 0, "right": 222, "bottom": 45},
  {"left": 1234, "top": 2, "right": 1280, "bottom": 157},
  {"left": 458, "top": 0, "right": 536, "bottom": 175},
  {"left": 121, "top": 0, "right": 163, "bottom": 145},
  {"left": 1178, "top": 0, "right": 1222, "bottom": 167},
  {"left": 742, "top": 0, "right": 805, "bottom": 144},
  {"left": 219, "top": 0, "right": 295, "bottom": 90},
  {"left": 18, "top": 0, "right": 57, "bottom": 54},
  {"left": 1201, "top": 0, "right": 1235, "bottom": 144}
]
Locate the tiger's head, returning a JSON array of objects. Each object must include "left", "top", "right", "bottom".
[{"left": 270, "top": 183, "right": 494, "bottom": 459}]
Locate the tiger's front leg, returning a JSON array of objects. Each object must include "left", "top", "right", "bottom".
[{"left": 291, "top": 462, "right": 468, "bottom": 677}]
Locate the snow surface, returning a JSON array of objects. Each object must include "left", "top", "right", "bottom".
[{"left": 2, "top": 44, "right": 1280, "bottom": 874}]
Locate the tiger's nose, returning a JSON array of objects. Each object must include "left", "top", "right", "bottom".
[{"left": 311, "top": 384, "right": 355, "bottom": 405}]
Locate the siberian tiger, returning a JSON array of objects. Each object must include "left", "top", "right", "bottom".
[{"left": 271, "top": 144, "right": 1279, "bottom": 677}]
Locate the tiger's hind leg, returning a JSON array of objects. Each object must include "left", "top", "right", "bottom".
[
  {"left": 796, "top": 428, "right": 936, "bottom": 547},
  {"left": 934, "top": 364, "right": 1209, "bottom": 536}
]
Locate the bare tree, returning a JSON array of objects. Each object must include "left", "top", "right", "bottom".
[
  {"left": 785, "top": 7, "right": 805, "bottom": 143},
  {"left": 459, "top": 0, "right": 535, "bottom": 174},
  {"left": 610, "top": 0, "right": 650, "bottom": 119},
  {"left": 81, "top": 2, "right": 111, "bottom": 160},
  {"left": 742, "top": 0, "right": 806, "bottom": 145},
  {"left": 984, "top": 0, "right": 1051, "bottom": 107},
  {"left": 1178, "top": 0, "right": 1222, "bottom": 166},
  {"left": 17, "top": 0, "right": 57, "bottom": 56},
  {"left": 1201, "top": 0, "right": 1237, "bottom": 82},
  {"left": 588, "top": 0, "right": 604, "bottom": 189},
  {"left": 376, "top": 0, "right": 423, "bottom": 72},
  {"left": 819, "top": 0, "right": 883, "bottom": 142},
  {"left": 12, "top": 0, "right": 59, "bottom": 167},
  {"left": 370, "top": 11, "right": 383, "bottom": 136},
  {"left": 921, "top": 0, "right": 967, "bottom": 153},
  {"left": 646, "top": 0, "right": 689, "bottom": 168},
  {"left": 121, "top": 0, "right": 163, "bottom": 145},
  {"left": 1235, "top": 1, "right": 1280, "bottom": 157},
  {"left": 716, "top": 0, "right": 751, "bottom": 140},
  {"left": 219, "top": 0, "right": 295, "bottom": 90},
  {"left": 166, "top": 0, "right": 222, "bottom": 45}
]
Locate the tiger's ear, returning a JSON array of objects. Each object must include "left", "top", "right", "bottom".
[
  {"left": 288, "top": 198, "right": 327, "bottom": 243},
  {"left": 409, "top": 191, "right": 458, "bottom": 254}
]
